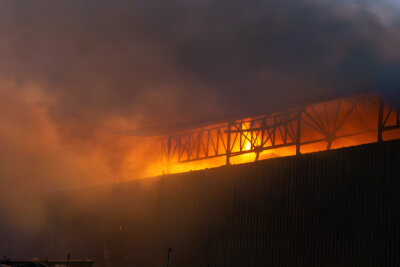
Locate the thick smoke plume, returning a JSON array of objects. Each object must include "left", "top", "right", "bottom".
[{"left": 0, "top": 0, "right": 399, "bottom": 256}]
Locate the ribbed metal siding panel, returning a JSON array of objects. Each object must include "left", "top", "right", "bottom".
[{"left": 43, "top": 140, "right": 400, "bottom": 267}]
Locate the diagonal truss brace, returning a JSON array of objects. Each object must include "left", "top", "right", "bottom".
[{"left": 161, "top": 94, "right": 400, "bottom": 165}]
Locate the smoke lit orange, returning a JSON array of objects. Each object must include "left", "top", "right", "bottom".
[{"left": 143, "top": 94, "right": 400, "bottom": 177}]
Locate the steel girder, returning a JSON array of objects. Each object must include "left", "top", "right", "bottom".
[{"left": 161, "top": 94, "right": 399, "bottom": 164}]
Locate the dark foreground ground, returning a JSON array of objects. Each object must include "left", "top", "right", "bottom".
[{"left": 6, "top": 140, "right": 400, "bottom": 266}]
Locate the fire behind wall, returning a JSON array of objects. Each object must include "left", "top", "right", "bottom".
[
  {"left": 152, "top": 94, "right": 400, "bottom": 176},
  {"left": 34, "top": 140, "right": 400, "bottom": 266}
]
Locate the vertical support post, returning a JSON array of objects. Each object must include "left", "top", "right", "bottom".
[
  {"left": 226, "top": 121, "right": 232, "bottom": 165},
  {"left": 196, "top": 131, "right": 201, "bottom": 159},
  {"left": 255, "top": 118, "right": 266, "bottom": 161},
  {"left": 272, "top": 116, "right": 276, "bottom": 146},
  {"left": 167, "top": 245, "right": 172, "bottom": 267},
  {"left": 260, "top": 118, "right": 265, "bottom": 149},
  {"left": 167, "top": 136, "right": 172, "bottom": 173},
  {"left": 187, "top": 135, "right": 191, "bottom": 161},
  {"left": 167, "top": 136, "right": 172, "bottom": 161},
  {"left": 66, "top": 252, "right": 70, "bottom": 267},
  {"left": 378, "top": 99, "right": 384, "bottom": 143},
  {"left": 296, "top": 109, "right": 302, "bottom": 155},
  {"left": 326, "top": 138, "right": 333, "bottom": 150},
  {"left": 239, "top": 122, "right": 242, "bottom": 152}
]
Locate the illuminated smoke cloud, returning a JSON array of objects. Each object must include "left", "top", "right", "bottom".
[
  {"left": 0, "top": 0, "right": 399, "bottom": 252},
  {"left": 0, "top": 0, "right": 399, "bottom": 128}
]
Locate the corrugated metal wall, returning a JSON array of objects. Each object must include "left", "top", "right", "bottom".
[{"left": 45, "top": 140, "right": 400, "bottom": 267}]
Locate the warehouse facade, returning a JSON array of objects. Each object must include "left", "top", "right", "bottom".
[{"left": 38, "top": 140, "right": 400, "bottom": 266}]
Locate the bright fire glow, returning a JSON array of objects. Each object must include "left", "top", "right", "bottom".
[{"left": 141, "top": 95, "right": 400, "bottom": 178}]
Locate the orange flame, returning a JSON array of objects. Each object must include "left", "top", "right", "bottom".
[{"left": 140, "top": 95, "right": 400, "bottom": 178}]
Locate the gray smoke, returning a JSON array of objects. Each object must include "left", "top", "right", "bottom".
[
  {"left": 0, "top": 0, "right": 400, "bottom": 256},
  {"left": 0, "top": 0, "right": 399, "bottom": 129}
]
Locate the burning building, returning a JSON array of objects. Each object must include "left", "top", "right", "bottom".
[
  {"left": 144, "top": 93, "right": 400, "bottom": 175},
  {"left": 17, "top": 93, "right": 398, "bottom": 266},
  {"left": 36, "top": 139, "right": 400, "bottom": 266},
  {"left": 2, "top": 0, "right": 400, "bottom": 266}
]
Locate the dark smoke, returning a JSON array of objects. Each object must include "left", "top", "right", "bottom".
[
  {"left": 0, "top": 0, "right": 400, "bottom": 256},
  {"left": 1, "top": 0, "right": 399, "bottom": 128}
]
